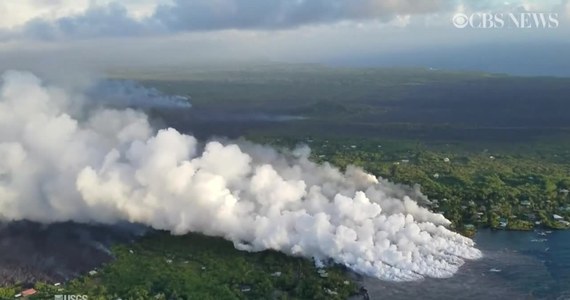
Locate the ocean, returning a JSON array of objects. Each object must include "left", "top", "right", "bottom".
[{"left": 360, "top": 229, "right": 570, "bottom": 300}]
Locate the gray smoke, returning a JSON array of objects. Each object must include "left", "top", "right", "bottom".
[
  {"left": 0, "top": 71, "right": 481, "bottom": 281},
  {"left": 87, "top": 79, "right": 191, "bottom": 109}
]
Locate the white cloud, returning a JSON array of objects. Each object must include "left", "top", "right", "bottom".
[{"left": 0, "top": 0, "right": 171, "bottom": 29}]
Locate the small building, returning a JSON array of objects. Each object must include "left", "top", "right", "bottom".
[
  {"left": 553, "top": 214, "right": 564, "bottom": 220},
  {"left": 271, "top": 271, "right": 282, "bottom": 277},
  {"left": 520, "top": 200, "right": 531, "bottom": 206},
  {"left": 401, "top": 159, "right": 410, "bottom": 163},
  {"left": 89, "top": 270, "right": 98, "bottom": 276},
  {"left": 317, "top": 269, "right": 329, "bottom": 278},
  {"left": 464, "top": 224, "right": 476, "bottom": 230},
  {"left": 239, "top": 285, "right": 252, "bottom": 292},
  {"left": 325, "top": 288, "right": 338, "bottom": 296},
  {"left": 443, "top": 157, "right": 450, "bottom": 163},
  {"left": 433, "top": 173, "right": 440, "bottom": 179},
  {"left": 22, "top": 289, "right": 37, "bottom": 297},
  {"left": 499, "top": 218, "right": 508, "bottom": 228}
]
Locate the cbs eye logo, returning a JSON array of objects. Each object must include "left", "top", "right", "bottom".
[{"left": 452, "top": 13, "right": 469, "bottom": 28}]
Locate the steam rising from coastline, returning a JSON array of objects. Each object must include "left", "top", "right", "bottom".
[{"left": 0, "top": 71, "right": 481, "bottom": 281}]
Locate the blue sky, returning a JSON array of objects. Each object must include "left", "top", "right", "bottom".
[{"left": 0, "top": 0, "right": 568, "bottom": 76}]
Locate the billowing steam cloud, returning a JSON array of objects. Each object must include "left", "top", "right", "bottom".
[{"left": 0, "top": 71, "right": 481, "bottom": 281}]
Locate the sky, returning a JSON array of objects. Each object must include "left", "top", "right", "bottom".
[{"left": 0, "top": 0, "right": 568, "bottom": 76}]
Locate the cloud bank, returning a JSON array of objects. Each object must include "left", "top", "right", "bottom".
[
  {"left": 3, "top": 0, "right": 565, "bottom": 40},
  {"left": 3, "top": 0, "right": 461, "bottom": 40},
  {"left": 0, "top": 71, "right": 481, "bottom": 281}
]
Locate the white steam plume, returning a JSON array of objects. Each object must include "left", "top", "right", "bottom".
[{"left": 0, "top": 71, "right": 481, "bottom": 281}]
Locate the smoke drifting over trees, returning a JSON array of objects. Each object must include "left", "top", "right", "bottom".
[{"left": 0, "top": 71, "right": 481, "bottom": 281}]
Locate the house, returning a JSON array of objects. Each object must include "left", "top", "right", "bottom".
[
  {"left": 433, "top": 173, "right": 440, "bottom": 179},
  {"left": 325, "top": 288, "right": 339, "bottom": 296},
  {"left": 499, "top": 218, "right": 508, "bottom": 228},
  {"left": 443, "top": 157, "right": 450, "bottom": 163},
  {"left": 89, "top": 270, "right": 98, "bottom": 276},
  {"left": 22, "top": 289, "right": 37, "bottom": 297},
  {"left": 239, "top": 285, "right": 252, "bottom": 292},
  {"left": 520, "top": 200, "right": 531, "bottom": 206},
  {"left": 317, "top": 269, "right": 329, "bottom": 278},
  {"left": 464, "top": 224, "right": 476, "bottom": 230},
  {"left": 271, "top": 271, "right": 282, "bottom": 277},
  {"left": 553, "top": 214, "right": 564, "bottom": 220}
]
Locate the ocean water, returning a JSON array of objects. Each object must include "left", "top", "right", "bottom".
[{"left": 361, "top": 229, "right": 570, "bottom": 300}]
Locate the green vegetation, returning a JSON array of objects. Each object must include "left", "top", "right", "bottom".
[
  {"left": 9, "top": 233, "right": 357, "bottom": 300},
  {"left": 250, "top": 136, "right": 570, "bottom": 233}
]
